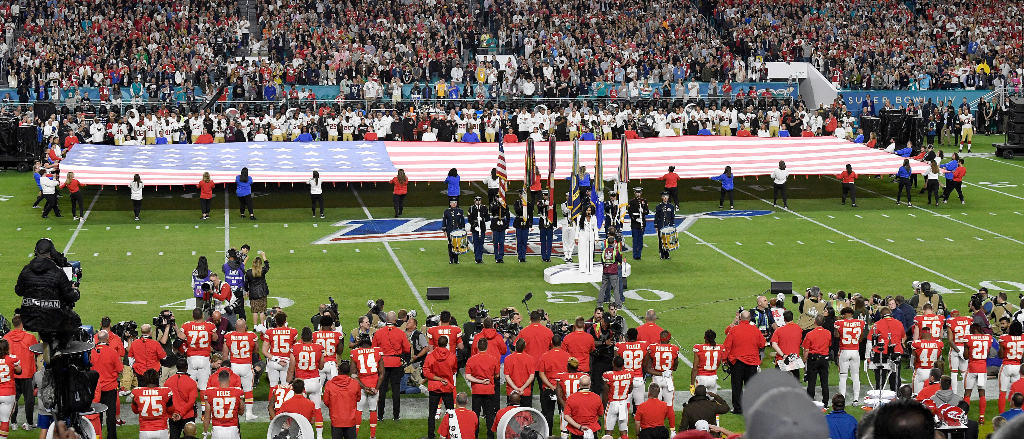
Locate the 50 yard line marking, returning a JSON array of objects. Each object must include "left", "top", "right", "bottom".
[
  {"left": 63, "top": 188, "right": 103, "bottom": 254},
  {"left": 351, "top": 187, "right": 430, "bottom": 315},
  {"left": 737, "top": 188, "right": 973, "bottom": 289}
]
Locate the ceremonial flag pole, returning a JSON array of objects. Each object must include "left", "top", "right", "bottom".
[
  {"left": 570, "top": 139, "right": 581, "bottom": 226},
  {"left": 497, "top": 130, "right": 508, "bottom": 206},
  {"left": 594, "top": 140, "right": 604, "bottom": 229},
  {"left": 548, "top": 136, "right": 556, "bottom": 222}
]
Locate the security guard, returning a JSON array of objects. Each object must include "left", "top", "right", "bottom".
[
  {"left": 653, "top": 191, "right": 676, "bottom": 260},
  {"left": 468, "top": 196, "right": 490, "bottom": 264},
  {"left": 536, "top": 190, "right": 557, "bottom": 262},
  {"left": 603, "top": 191, "right": 622, "bottom": 234},
  {"left": 442, "top": 199, "right": 466, "bottom": 264},
  {"left": 627, "top": 187, "right": 649, "bottom": 260},
  {"left": 489, "top": 198, "right": 510, "bottom": 263},
  {"left": 513, "top": 189, "right": 531, "bottom": 262}
]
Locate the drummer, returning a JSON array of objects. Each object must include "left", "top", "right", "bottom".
[
  {"left": 442, "top": 198, "right": 466, "bottom": 264},
  {"left": 654, "top": 190, "right": 677, "bottom": 260}
]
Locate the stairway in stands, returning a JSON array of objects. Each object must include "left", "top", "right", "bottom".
[{"left": 236, "top": 0, "right": 263, "bottom": 56}]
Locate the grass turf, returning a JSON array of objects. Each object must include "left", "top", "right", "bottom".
[{"left": 1, "top": 135, "right": 1022, "bottom": 438}]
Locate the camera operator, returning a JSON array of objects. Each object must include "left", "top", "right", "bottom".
[
  {"left": 990, "top": 293, "right": 1014, "bottom": 329},
  {"left": 462, "top": 306, "right": 485, "bottom": 356},
  {"left": 371, "top": 311, "right": 411, "bottom": 421},
  {"left": 752, "top": 295, "right": 773, "bottom": 340},
  {"left": 909, "top": 281, "right": 945, "bottom": 316},
  {"left": 348, "top": 316, "right": 376, "bottom": 351},
  {"left": 866, "top": 307, "right": 907, "bottom": 391},
  {"left": 367, "top": 299, "right": 387, "bottom": 328},
  {"left": 795, "top": 287, "right": 827, "bottom": 336},
  {"left": 15, "top": 238, "right": 80, "bottom": 353},
  {"left": 589, "top": 317, "right": 619, "bottom": 396}
]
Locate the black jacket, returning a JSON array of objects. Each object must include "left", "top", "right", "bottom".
[
  {"left": 680, "top": 393, "right": 731, "bottom": 430},
  {"left": 244, "top": 261, "right": 270, "bottom": 299},
  {"left": 15, "top": 256, "right": 80, "bottom": 333}
]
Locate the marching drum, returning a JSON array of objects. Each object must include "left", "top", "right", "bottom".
[
  {"left": 449, "top": 230, "right": 469, "bottom": 255},
  {"left": 660, "top": 226, "right": 679, "bottom": 251}
]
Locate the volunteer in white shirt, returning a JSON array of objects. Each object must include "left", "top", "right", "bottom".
[
  {"left": 770, "top": 161, "right": 789, "bottom": 209},
  {"left": 309, "top": 171, "right": 324, "bottom": 218}
]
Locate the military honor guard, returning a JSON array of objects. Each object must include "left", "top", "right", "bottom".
[
  {"left": 627, "top": 187, "right": 650, "bottom": 260},
  {"left": 442, "top": 199, "right": 466, "bottom": 264},
  {"left": 603, "top": 191, "right": 623, "bottom": 234},
  {"left": 654, "top": 191, "right": 677, "bottom": 260},
  {"left": 490, "top": 198, "right": 510, "bottom": 263},
  {"left": 468, "top": 196, "right": 490, "bottom": 263},
  {"left": 536, "top": 190, "right": 557, "bottom": 262}
]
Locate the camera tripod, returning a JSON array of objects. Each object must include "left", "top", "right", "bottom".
[{"left": 30, "top": 338, "right": 107, "bottom": 439}]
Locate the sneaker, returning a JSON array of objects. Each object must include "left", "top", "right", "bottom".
[
  {"left": 961, "top": 200, "right": 965, "bottom": 204},
  {"left": 907, "top": 203, "right": 912, "bottom": 207},
  {"left": 852, "top": 204, "right": 858, "bottom": 207},
  {"left": 118, "top": 389, "right": 132, "bottom": 397},
  {"left": 73, "top": 216, "right": 79, "bottom": 220},
  {"left": 55, "top": 214, "right": 62, "bottom": 217},
  {"left": 41, "top": 215, "right": 48, "bottom": 219},
  {"left": 943, "top": 200, "right": 948, "bottom": 204},
  {"left": 419, "top": 385, "right": 429, "bottom": 394},
  {"left": 116, "top": 419, "right": 126, "bottom": 426},
  {"left": 320, "top": 214, "right": 325, "bottom": 218},
  {"left": 240, "top": 214, "right": 245, "bottom": 219},
  {"left": 245, "top": 413, "right": 258, "bottom": 421},
  {"left": 250, "top": 215, "right": 257, "bottom": 220},
  {"left": 21, "top": 423, "right": 34, "bottom": 431},
  {"left": 730, "top": 206, "right": 735, "bottom": 210},
  {"left": 135, "top": 217, "right": 140, "bottom": 221},
  {"left": 32, "top": 205, "right": 41, "bottom": 209},
  {"left": 980, "top": 415, "right": 985, "bottom": 425}
]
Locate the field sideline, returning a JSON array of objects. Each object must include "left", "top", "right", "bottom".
[{"left": 1, "top": 135, "right": 1023, "bottom": 438}]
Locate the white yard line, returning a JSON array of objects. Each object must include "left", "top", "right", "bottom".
[
  {"left": 63, "top": 188, "right": 103, "bottom": 254},
  {"left": 737, "top": 188, "right": 974, "bottom": 289},
  {"left": 961, "top": 182, "right": 1024, "bottom": 201},
  {"left": 687, "top": 232, "right": 774, "bottom": 282},
  {"left": 984, "top": 157, "right": 1024, "bottom": 170},
  {"left": 827, "top": 177, "right": 1024, "bottom": 245},
  {"left": 351, "top": 187, "right": 430, "bottom": 315},
  {"left": 224, "top": 186, "right": 231, "bottom": 253}
]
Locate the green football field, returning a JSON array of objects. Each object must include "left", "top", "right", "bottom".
[{"left": 1, "top": 135, "right": 1023, "bottom": 438}]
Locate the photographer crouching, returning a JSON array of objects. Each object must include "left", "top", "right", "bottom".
[{"left": 15, "top": 238, "right": 81, "bottom": 356}]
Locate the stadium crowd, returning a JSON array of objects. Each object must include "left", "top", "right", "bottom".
[{"left": 9, "top": 236, "right": 1024, "bottom": 439}]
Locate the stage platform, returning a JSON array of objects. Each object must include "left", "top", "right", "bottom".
[{"left": 61, "top": 137, "right": 925, "bottom": 186}]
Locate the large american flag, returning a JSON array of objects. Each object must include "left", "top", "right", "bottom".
[
  {"left": 62, "top": 136, "right": 926, "bottom": 186},
  {"left": 496, "top": 133, "right": 508, "bottom": 206}
]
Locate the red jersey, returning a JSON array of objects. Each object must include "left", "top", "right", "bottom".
[
  {"left": 205, "top": 367, "right": 241, "bottom": 390},
  {"left": 772, "top": 323, "right": 804, "bottom": 360},
  {"left": 503, "top": 352, "right": 536, "bottom": 396},
  {"left": 181, "top": 321, "right": 216, "bottom": 357},
  {"left": 602, "top": 370, "right": 633, "bottom": 401},
  {"left": 648, "top": 343, "right": 679, "bottom": 372},
  {"left": 514, "top": 323, "right": 554, "bottom": 362},
  {"left": 536, "top": 348, "right": 571, "bottom": 390},
  {"left": 692, "top": 344, "right": 722, "bottom": 376},
  {"left": 615, "top": 341, "right": 649, "bottom": 379},
  {"left": 912, "top": 340, "right": 944, "bottom": 369},
  {"left": 426, "top": 324, "right": 462, "bottom": 348},
  {"left": 914, "top": 315, "right": 946, "bottom": 340},
  {"left": 313, "top": 330, "right": 342, "bottom": 362},
  {"left": 132, "top": 387, "right": 173, "bottom": 431},
  {"left": 204, "top": 387, "right": 244, "bottom": 427},
  {"left": 563, "top": 391, "right": 604, "bottom": 435},
  {"left": 555, "top": 372, "right": 587, "bottom": 399},
  {"left": 947, "top": 316, "right": 972, "bottom": 345},
  {"left": 563, "top": 331, "right": 596, "bottom": 372},
  {"left": 0, "top": 355, "right": 20, "bottom": 396},
  {"left": 269, "top": 385, "right": 295, "bottom": 418},
  {"left": 263, "top": 327, "right": 298, "bottom": 357},
  {"left": 965, "top": 334, "right": 993, "bottom": 373},
  {"left": 224, "top": 332, "right": 258, "bottom": 365},
  {"left": 465, "top": 353, "right": 500, "bottom": 395},
  {"left": 636, "top": 323, "right": 665, "bottom": 345},
  {"left": 999, "top": 335, "right": 1024, "bottom": 366},
  {"left": 278, "top": 395, "right": 317, "bottom": 424},
  {"left": 292, "top": 343, "right": 324, "bottom": 380},
  {"left": 350, "top": 347, "right": 383, "bottom": 388},
  {"left": 837, "top": 319, "right": 866, "bottom": 351},
  {"left": 635, "top": 398, "right": 673, "bottom": 430}
]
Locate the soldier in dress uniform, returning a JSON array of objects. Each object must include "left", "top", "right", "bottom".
[
  {"left": 490, "top": 197, "right": 510, "bottom": 263},
  {"left": 442, "top": 199, "right": 466, "bottom": 264},
  {"left": 468, "top": 195, "right": 490, "bottom": 264},
  {"left": 603, "top": 191, "right": 622, "bottom": 234},
  {"left": 513, "top": 189, "right": 531, "bottom": 262},
  {"left": 654, "top": 191, "right": 677, "bottom": 260},
  {"left": 536, "top": 189, "right": 557, "bottom": 262},
  {"left": 626, "top": 187, "right": 649, "bottom": 260}
]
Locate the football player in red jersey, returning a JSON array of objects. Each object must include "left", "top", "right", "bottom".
[
  {"left": 997, "top": 325, "right": 1024, "bottom": 412},
  {"left": 963, "top": 324, "right": 994, "bottom": 424},
  {"left": 691, "top": 329, "right": 722, "bottom": 394},
  {"left": 426, "top": 311, "right": 464, "bottom": 351},
  {"left": 312, "top": 316, "right": 342, "bottom": 384},
  {"left": 132, "top": 370, "right": 174, "bottom": 439},
  {"left": 267, "top": 382, "right": 295, "bottom": 419},
  {"left": 946, "top": 309, "right": 973, "bottom": 393},
  {"left": 910, "top": 328, "right": 944, "bottom": 394},
  {"left": 913, "top": 304, "right": 945, "bottom": 341},
  {"left": 222, "top": 319, "right": 258, "bottom": 420},
  {"left": 202, "top": 370, "right": 244, "bottom": 439},
  {"left": 262, "top": 312, "right": 298, "bottom": 386},
  {"left": 176, "top": 308, "right": 218, "bottom": 392},
  {"left": 614, "top": 328, "right": 648, "bottom": 411},
  {"left": 288, "top": 328, "right": 325, "bottom": 438},
  {"left": 835, "top": 308, "right": 865, "bottom": 403},
  {"left": 602, "top": 357, "right": 633, "bottom": 439},
  {"left": 350, "top": 338, "right": 383, "bottom": 439},
  {"left": 0, "top": 340, "right": 22, "bottom": 439},
  {"left": 643, "top": 331, "right": 679, "bottom": 406},
  {"left": 555, "top": 358, "right": 587, "bottom": 438}
]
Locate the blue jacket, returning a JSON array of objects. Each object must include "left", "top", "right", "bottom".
[
  {"left": 445, "top": 175, "right": 461, "bottom": 196},
  {"left": 236, "top": 175, "right": 253, "bottom": 196},
  {"left": 825, "top": 411, "right": 858, "bottom": 439},
  {"left": 294, "top": 133, "right": 313, "bottom": 142},
  {"left": 896, "top": 166, "right": 912, "bottom": 179},
  {"left": 854, "top": 134, "right": 865, "bottom": 143},
  {"left": 896, "top": 147, "right": 912, "bottom": 157},
  {"left": 34, "top": 172, "right": 42, "bottom": 190},
  {"left": 941, "top": 160, "right": 958, "bottom": 180},
  {"left": 1000, "top": 408, "right": 1023, "bottom": 421},
  {"left": 711, "top": 173, "right": 734, "bottom": 190},
  {"left": 566, "top": 173, "right": 592, "bottom": 188}
]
